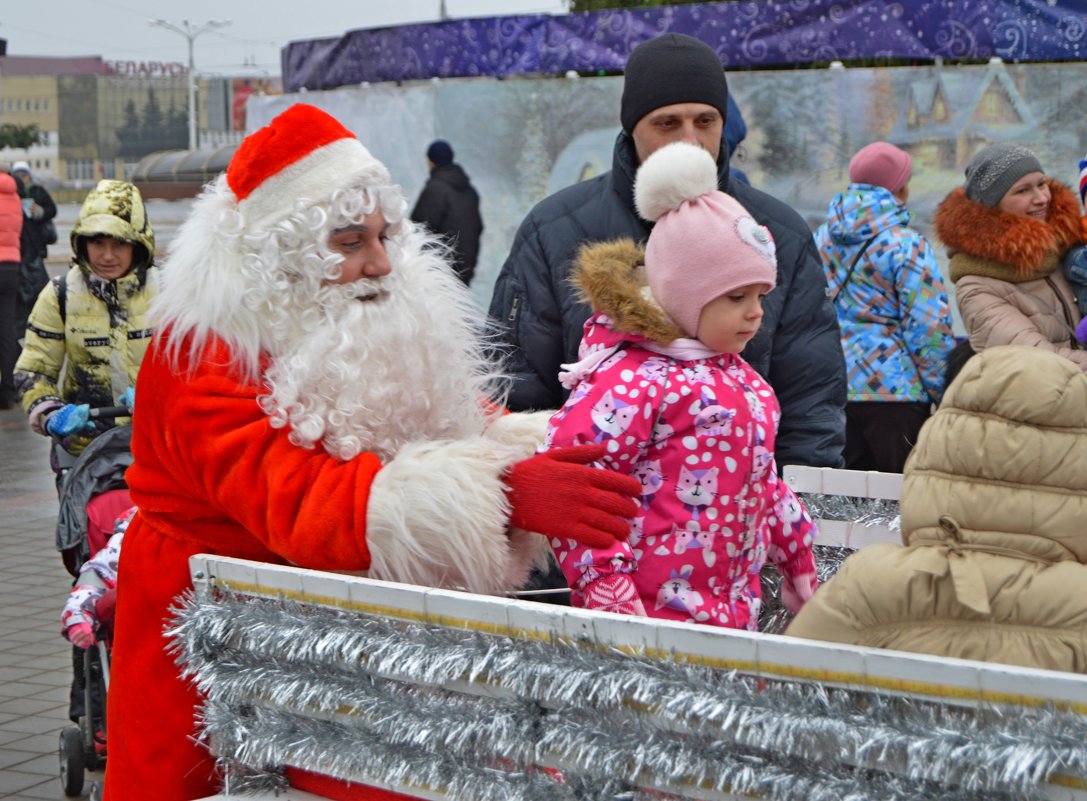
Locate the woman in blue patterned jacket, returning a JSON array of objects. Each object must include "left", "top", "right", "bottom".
[{"left": 815, "top": 142, "right": 955, "bottom": 472}]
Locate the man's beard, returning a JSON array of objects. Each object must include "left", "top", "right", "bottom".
[{"left": 259, "top": 263, "right": 501, "bottom": 461}]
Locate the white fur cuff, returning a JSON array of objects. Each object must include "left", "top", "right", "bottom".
[
  {"left": 365, "top": 438, "right": 550, "bottom": 595},
  {"left": 482, "top": 410, "right": 552, "bottom": 456}
]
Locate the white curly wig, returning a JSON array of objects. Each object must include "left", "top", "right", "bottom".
[{"left": 151, "top": 174, "right": 506, "bottom": 461}]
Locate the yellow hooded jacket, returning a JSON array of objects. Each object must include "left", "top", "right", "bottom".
[{"left": 15, "top": 179, "right": 158, "bottom": 448}]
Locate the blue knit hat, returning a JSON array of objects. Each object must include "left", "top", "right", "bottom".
[{"left": 426, "top": 140, "right": 454, "bottom": 167}]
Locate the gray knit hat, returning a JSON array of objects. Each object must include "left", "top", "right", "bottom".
[{"left": 964, "top": 144, "right": 1044, "bottom": 207}]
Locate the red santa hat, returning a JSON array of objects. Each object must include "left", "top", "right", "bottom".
[{"left": 226, "top": 103, "right": 391, "bottom": 230}]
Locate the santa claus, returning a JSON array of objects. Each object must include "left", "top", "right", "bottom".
[{"left": 103, "top": 104, "right": 639, "bottom": 801}]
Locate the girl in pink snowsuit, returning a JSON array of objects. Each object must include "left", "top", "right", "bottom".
[{"left": 544, "top": 142, "right": 819, "bottom": 630}]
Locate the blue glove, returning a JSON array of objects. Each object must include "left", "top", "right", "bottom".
[
  {"left": 119, "top": 387, "right": 136, "bottom": 412},
  {"left": 46, "top": 404, "right": 94, "bottom": 436}
]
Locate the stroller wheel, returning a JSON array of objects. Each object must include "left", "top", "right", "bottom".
[{"left": 59, "top": 725, "right": 85, "bottom": 796}]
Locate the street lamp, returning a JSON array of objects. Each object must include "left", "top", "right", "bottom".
[{"left": 149, "top": 18, "right": 232, "bottom": 151}]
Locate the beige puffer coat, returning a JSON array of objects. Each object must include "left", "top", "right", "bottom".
[{"left": 786, "top": 345, "right": 1087, "bottom": 673}]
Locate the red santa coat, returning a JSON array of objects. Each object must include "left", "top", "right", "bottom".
[{"left": 105, "top": 333, "right": 548, "bottom": 801}]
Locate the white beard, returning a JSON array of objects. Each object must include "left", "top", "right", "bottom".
[{"left": 260, "top": 238, "right": 502, "bottom": 462}]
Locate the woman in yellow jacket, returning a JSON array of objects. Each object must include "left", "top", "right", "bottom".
[
  {"left": 787, "top": 345, "right": 1087, "bottom": 673},
  {"left": 14, "top": 179, "right": 157, "bottom": 457}
]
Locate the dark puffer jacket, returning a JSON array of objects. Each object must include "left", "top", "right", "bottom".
[
  {"left": 488, "top": 131, "right": 846, "bottom": 469},
  {"left": 410, "top": 163, "right": 483, "bottom": 285}
]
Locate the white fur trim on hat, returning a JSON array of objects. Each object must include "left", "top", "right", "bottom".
[
  {"left": 634, "top": 141, "right": 718, "bottom": 222},
  {"left": 239, "top": 137, "right": 391, "bottom": 232}
]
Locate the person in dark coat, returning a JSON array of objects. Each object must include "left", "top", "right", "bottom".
[
  {"left": 410, "top": 140, "right": 484, "bottom": 285},
  {"left": 11, "top": 161, "right": 57, "bottom": 339},
  {"left": 488, "top": 32, "right": 846, "bottom": 471},
  {"left": 724, "top": 94, "right": 751, "bottom": 186}
]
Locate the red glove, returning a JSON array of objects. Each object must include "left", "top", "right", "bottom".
[
  {"left": 66, "top": 622, "right": 97, "bottom": 649},
  {"left": 782, "top": 571, "right": 818, "bottom": 614},
  {"left": 505, "top": 444, "right": 640, "bottom": 549}
]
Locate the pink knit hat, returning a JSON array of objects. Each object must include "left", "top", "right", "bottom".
[
  {"left": 634, "top": 141, "right": 777, "bottom": 338},
  {"left": 848, "top": 141, "right": 912, "bottom": 194}
]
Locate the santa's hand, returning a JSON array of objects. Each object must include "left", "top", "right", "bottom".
[
  {"left": 781, "top": 570, "right": 818, "bottom": 614},
  {"left": 505, "top": 444, "right": 639, "bottom": 549},
  {"left": 66, "top": 622, "right": 96, "bottom": 649}
]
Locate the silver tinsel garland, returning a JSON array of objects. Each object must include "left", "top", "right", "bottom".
[
  {"left": 169, "top": 588, "right": 1087, "bottom": 801},
  {"left": 759, "top": 544, "right": 855, "bottom": 634},
  {"left": 759, "top": 491, "right": 901, "bottom": 633},
  {"left": 796, "top": 493, "right": 901, "bottom": 534}
]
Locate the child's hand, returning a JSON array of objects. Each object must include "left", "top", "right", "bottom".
[
  {"left": 66, "top": 622, "right": 96, "bottom": 649},
  {"left": 782, "top": 571, "right": 817, "bottom": 614}
]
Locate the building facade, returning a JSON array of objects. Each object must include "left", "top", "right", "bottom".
[{"left": 0, "top": 55, "right": 268, "bottom": 188}]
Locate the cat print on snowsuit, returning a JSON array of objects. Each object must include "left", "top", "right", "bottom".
[
  {"left": 673, "top": 522, "right": 718, "bottom": 567},
  {"left": 637, "top": 357, "right": 670, "bottom": 383},
  {"left": 589, "top": 389, "right": 637, "bottom": 443},
  {"left": 675, "top": 465, "right": 718, "bottom": 520},
  {"left": 694, "top": 385, "right": 736, "bottom": 437},
  {"left": 631, "top": 459, "right": 664, "bottom": 511},
  {"left": 655, "top": 564, "right": 709, "bottom": 621}
]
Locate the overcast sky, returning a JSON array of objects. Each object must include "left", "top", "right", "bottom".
[{"left": 1, "top": 0, "right": 570, "bottom": 76}]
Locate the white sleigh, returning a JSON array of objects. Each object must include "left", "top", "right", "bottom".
[{"left": 187, "top": 468, "right": 1087, "bottom": 801}]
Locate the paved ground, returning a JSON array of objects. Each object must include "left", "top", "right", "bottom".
[
  {"left": 0, "top": 404, "right": 103, "bottom": 799},
  {"left": 0, "top": 200, "right": 188, "bottom": 799}
]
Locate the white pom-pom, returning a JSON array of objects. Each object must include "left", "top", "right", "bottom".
[{"left": 634, "top": 141, "right": 719, "bottom": 222}]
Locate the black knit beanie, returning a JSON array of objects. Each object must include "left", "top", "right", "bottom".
[
  {"left": 620, "top": 33, "right": 729, "bottom": 135},
  {"left": 426, "top": 139, "right": 454, "bottom": 167}
]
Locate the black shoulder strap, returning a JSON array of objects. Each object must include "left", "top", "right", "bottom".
[
  {"left": 52, "top": 274, "right": 68, "bottom": 323},
  {"left": 831, "top": 235, "right": 878, "bottom": 305}
]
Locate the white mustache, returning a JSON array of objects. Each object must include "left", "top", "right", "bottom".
[{"left": 319, "top": 277, "right": 389, "bottom": 304}]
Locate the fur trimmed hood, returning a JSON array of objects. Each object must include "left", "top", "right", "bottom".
[
  {"left": 572, "top": 239, "right": 684, "bottom": 344},
  {"left": 934, "top": 179, "right": 1082, "bottom": 282}
]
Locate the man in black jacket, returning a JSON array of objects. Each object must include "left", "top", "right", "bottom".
[
  {"left": 488, "top": 33, "right": 846, "bottom": 470},
  {"left": 411, "top": 140, "right": 484, "bottom": 286}
]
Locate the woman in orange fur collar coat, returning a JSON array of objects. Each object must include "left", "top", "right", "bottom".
[{"left": 935, "top": 143, "right": 1087, "bottom": 371}]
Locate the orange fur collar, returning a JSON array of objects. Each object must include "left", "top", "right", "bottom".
[{"left": 934, "top": 180, "right": 1082, "bottom": 278}]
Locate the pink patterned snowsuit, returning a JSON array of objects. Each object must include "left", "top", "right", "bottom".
[{"left": 545, "top": 313, "right": 818, "bottom": 630}]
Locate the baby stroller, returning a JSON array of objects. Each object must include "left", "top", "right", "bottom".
[
  {"left": 51, "top": 407, "right": 132, "bottom": 797},
  {"left": 59, "top": 589, "right": 115, "bottom": 797}
]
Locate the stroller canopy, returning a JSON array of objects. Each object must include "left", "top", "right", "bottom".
[{"left": 56, "top": 425, "right": 133, "bottom": 554}]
